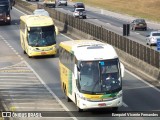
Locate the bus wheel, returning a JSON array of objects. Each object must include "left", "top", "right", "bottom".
[
  {"left": 75, "top": 96, "right": 83, "bottom": 112},
  {"left": 64, "top": 88, "right": 71, "bottom": 102},
  {"left": 28, "top": 55, "right": 32, "bottom": 58},
  {"left": 23, "top": 50, "right": 26, "bottom": 54}
]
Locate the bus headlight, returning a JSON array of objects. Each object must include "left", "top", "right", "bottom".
[
  {"left": 28, "top": 47, "right": 38, "bottom": 52},
  {"left": 77, "top": 94, "right": 89, "bottom": 101},
  {"left": 116, "top": 93, "right": 122, "bottom": 98},
  {"left": 7, "top": 17, "right": 10, "bottom": 20},
  {"left": 28, "top": 46, "right": 33, "bottom": 51}
]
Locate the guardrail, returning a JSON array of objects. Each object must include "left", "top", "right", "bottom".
[
  {"left": 15, "top": 0, "right": 160, "bottom": 80},
  {"left": 44, "top": 6, "right": 160, "bottom": 69}
]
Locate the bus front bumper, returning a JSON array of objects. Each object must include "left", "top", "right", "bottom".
[
  {"left": 77, "top": 97, "right": 122, "bottom": 110},
  {"left": 28, "top": 48, "right": 57, "bottom": 57}
]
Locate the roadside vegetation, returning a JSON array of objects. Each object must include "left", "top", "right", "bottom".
[
  {"left": 16, "top": 0, "right": 36, "bottom": 11},
  {"left": 73, "top": 0, "right": 160, "bottom": 22}
]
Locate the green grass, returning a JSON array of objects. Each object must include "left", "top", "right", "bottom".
[{"left": 72, "top": 0, "right": 160, "bottom": 22}]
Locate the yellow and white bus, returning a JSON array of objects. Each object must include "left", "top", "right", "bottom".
[
  {"left": 20, "top": 15, "right": 57, "bottom": 58},
  {"left": 43, "top": 0, "right": 55, "bottom": 7},
  {"left": 59, "top": 40, "right": 125, "bottom": 112}
]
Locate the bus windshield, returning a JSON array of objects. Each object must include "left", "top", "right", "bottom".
[
  {"left": 0, "top": 5, "right": 9, "bottom": 12},
  {"left": 78, "top": 58, "right": 121, "bottom": 94},
  {"left": 28, "top": 25, "right": 56, "bottom": 47}
]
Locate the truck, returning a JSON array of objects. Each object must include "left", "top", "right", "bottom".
[
  {"left": 43, "top": 0, "right": 55, "bottom": 8},
  {"left": 0, "top": 0, "right": 11, "bottom": 25}
]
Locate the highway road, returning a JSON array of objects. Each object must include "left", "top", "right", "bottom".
[
  {"left": 0, "top": 4, "right": 160, "bottom": 120},
  {"left": 27, "top": 0, "right": 159, "bottom": 50},
  {"left": 40, "top": 1, "right": 160, "bottom": 51}
]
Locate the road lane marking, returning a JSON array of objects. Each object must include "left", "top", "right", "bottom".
[
  {"left": 0, "top": 91, "right": 50, "bottom": 94},
  {"left": 13, "top": 7, "right": 27, "bottom": 15},
  {"left": 6, "top": 102, "right": 59, "bottom": 105},
  {"left": 60, "top": 33, "right": 74, "bottom": 40},
  {"left": 122, "top": 103, "right": 128, "bottom": 107},
  {"left": 4, "top": 98, "right": 58, "bottom": 101},
  {"left": 8, "top": 45, "right": 12, "bottom": 48},
  {"left": 135, "top": 32, "right": 140, "bottom": 34},
  {"left": 25, "top": 61, "right": 78, "bottom": 120},
  {"left": 106, "top": 23, "right": 111, "bottom": 25},
  {"left": 0, "top": 76, "right": 36, "bottom": 78},
  {"left": 125, "top": 69, "right": 160, "bottom": 93},
  {"left": 0, "top": 82, "right": 39, "bottom": 85},
  {"left": 0, "top": 83, "right": 44, "bottom": 87},
  {"left": 0, "top": 72, "right": 33, "bottom": 74},
  {"left": 8, "top": 106, "right": 65, "bottom": 110}
]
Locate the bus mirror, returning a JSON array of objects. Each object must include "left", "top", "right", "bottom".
[
  {"left": 28, "top": 27, "right": 30, "bottom": 31},
  {"left": 13, "top": 1, "right": 15, "bottom": 6},
  {"left": 77, "top": 61, "right": 82, "bottom": 71},
  {"left": 120, "top": 62, "right": 125, "bottom": 78},
  {"left": 77, "top": 64, "right": 80, "bottom": 71},
  {"left": 74, "top": 65, "right": 78, "bottom": 80},
  {"left": 55, "top": 26, "right": 59, "bottom": 35}
]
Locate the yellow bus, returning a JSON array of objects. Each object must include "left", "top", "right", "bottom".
[
  {"left": 20, "top": 15, "right": 57, "bottom": 58},
  {"left": 43, "top": 0, "right": 55, "bottom": 7},
  {"left": 59, "top": 40, "right": 125, "bottom": 112}
]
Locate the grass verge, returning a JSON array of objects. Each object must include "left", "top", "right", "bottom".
[{"left": 73, "top": 0, "right": 160, "bottom": 22}]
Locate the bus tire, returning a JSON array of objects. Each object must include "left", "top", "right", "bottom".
[
  {"left": 6, "top": 21, "right": 11, "bottom": 25},
  {"left": 23, "top": 50, "right": 26, "bottom": 54},
  {"left": 64, "top": 88, "right": 71, "bottom": 102},
  {"left": 75, "top": 95, "right": 83, "bottom": 112},
  {"left": 28, "top": 55, "right": 32, "bottom": 58}
]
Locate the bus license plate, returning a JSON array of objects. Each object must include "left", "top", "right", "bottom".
[
  {"left": 98, "top": 103, "right": 106, "bottom": 107},
  {"left": 41, "top": 52, "right": 46, "bottom": 55}
]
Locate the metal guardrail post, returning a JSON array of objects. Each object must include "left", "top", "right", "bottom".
[
  {"left": 144, "top": 46, "right": 147, "bottom": 62},
  {"left": 132, "top": 41, "right": 136, "bottom": 57}
]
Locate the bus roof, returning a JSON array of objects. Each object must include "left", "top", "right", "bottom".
[
  {"left": 59, "top": 40, "right": 118, "bottom": 61},
  {"left": 20, "top": 15, "right": 54, "bottom": 27}
]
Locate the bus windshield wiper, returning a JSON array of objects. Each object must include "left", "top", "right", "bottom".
[{"left": 34, "top": 39, "right": 40, "bottom": 47}]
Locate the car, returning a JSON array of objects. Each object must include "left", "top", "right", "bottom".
[
  {"left": 26, "top": 0, "right": 39, "bottom": 2},
  {"left": 26, "top": 0, "right": 39, "bottom": 1},
  {"left": 33, "top": 9, "right": 50, "bottom": 16},
  {"left": 130, "top": 19, "right": 147, "bottom": 31},
  {"left": 73, "top": 2, "right": 85, "bottom": 9},
  {"left": 146, "top": 31, "right": 160, "bottom": 46},
  {"left": 73, "top": 8, "right": 86, "bottom": 19},
  {"left": 55, "top": 0, "right": 67, "bottom": 6}
]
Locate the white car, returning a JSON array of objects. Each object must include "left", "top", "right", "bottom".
[
  {"left": 146, "top": 31, "right": 160, "bottom": 46},
  {"left": 73, "top": 8, "right": 86, "bottom": 19},
  {"left": 33, "top": 9, "right": 50, "bottom": 17},
  {"left": 55, "top": 0, "right": 67, "bottom": 6}
]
